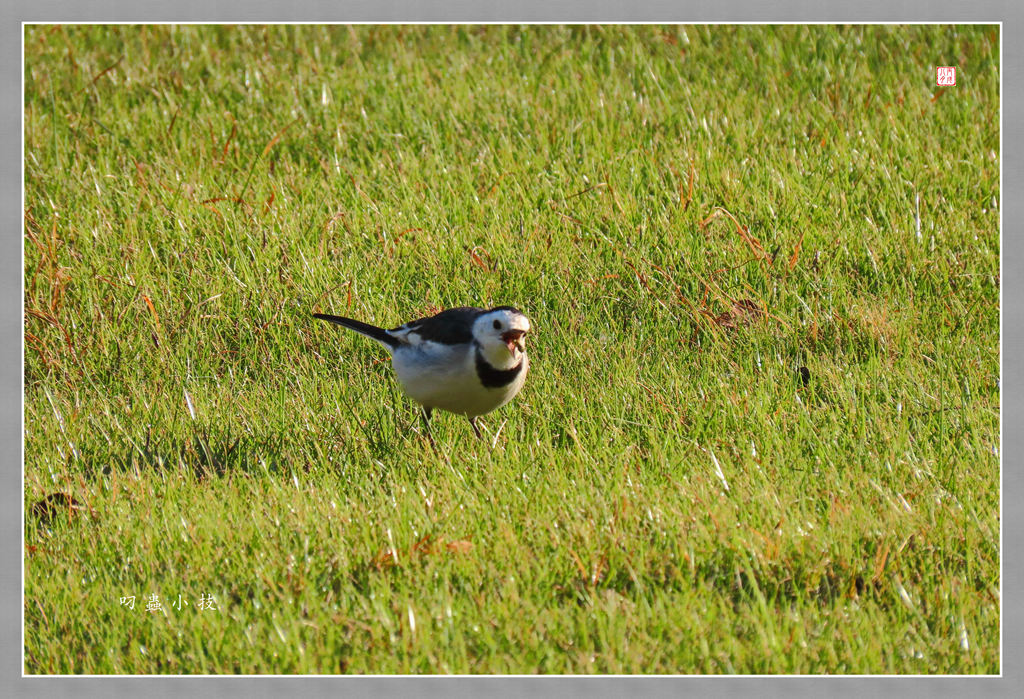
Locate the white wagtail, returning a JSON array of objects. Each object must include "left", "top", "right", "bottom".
[{"left": 313, "top": 306, "right": 531, "bottom": 439}]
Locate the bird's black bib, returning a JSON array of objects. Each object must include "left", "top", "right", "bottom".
[{"left": 475, "top": 346, "right": 523, "bottom": 388}]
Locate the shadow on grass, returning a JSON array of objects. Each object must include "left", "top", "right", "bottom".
[
  {"left": 548, "top": 541, "right": 991, "bottom": 618},
  {"left": 69, "top": 415, "right": 421, "bottom": 484},
  {"left": 76, "top": 427, "right": 293, "bottom": 480},
  {"left": 551, "top": 558, "right": 866, "bottom": 610}
]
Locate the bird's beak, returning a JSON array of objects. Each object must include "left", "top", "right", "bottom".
[{"left": 502, "top": 329, "right": 527, "bottom": 353}]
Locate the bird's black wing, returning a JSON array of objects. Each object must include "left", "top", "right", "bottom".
[{"left": 394, "top": 307, "right": 484, "bottom": 345}]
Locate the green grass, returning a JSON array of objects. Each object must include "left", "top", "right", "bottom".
[{"left": 23, "top": 24, "right": 1000, "bottom": 674}]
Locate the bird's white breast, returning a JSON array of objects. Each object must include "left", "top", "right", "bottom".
[{"left": 391, "top": 342, "right": 528, "bottom": 418}]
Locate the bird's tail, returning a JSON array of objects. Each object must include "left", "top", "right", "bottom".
[{"left": 313, "top": 313, "right": 400, "bottom": 350}]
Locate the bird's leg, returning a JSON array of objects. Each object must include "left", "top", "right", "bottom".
[
  {"left": 468, "top": 416, "right": 482, "bottom": 440},
  {"left": 420, "top": 407, "right": 436, "bottom": 447}
]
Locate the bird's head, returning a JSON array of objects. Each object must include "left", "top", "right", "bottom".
[{"left": 472, "top": 306, "right": 531, "bottom": 368}]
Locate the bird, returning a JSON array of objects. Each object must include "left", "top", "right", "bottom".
[{"left": 313, "top": 306, "right": 531, "bottom": 440}]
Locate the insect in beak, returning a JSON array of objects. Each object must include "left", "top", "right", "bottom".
[{"left": 501, "top": 329, "right": 527, "bottom": 353}]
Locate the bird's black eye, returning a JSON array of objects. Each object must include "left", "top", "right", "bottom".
[{"left": 493, "top": 320, "right": 502, "bottom": 330}]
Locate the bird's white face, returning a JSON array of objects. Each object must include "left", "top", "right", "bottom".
[{"left": 472, "top": 308, "right": 531, "bottom": 366}]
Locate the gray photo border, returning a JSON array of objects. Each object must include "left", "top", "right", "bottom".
[{"left": 4, "top": 1, "right": 1020, "bottom": 698}]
